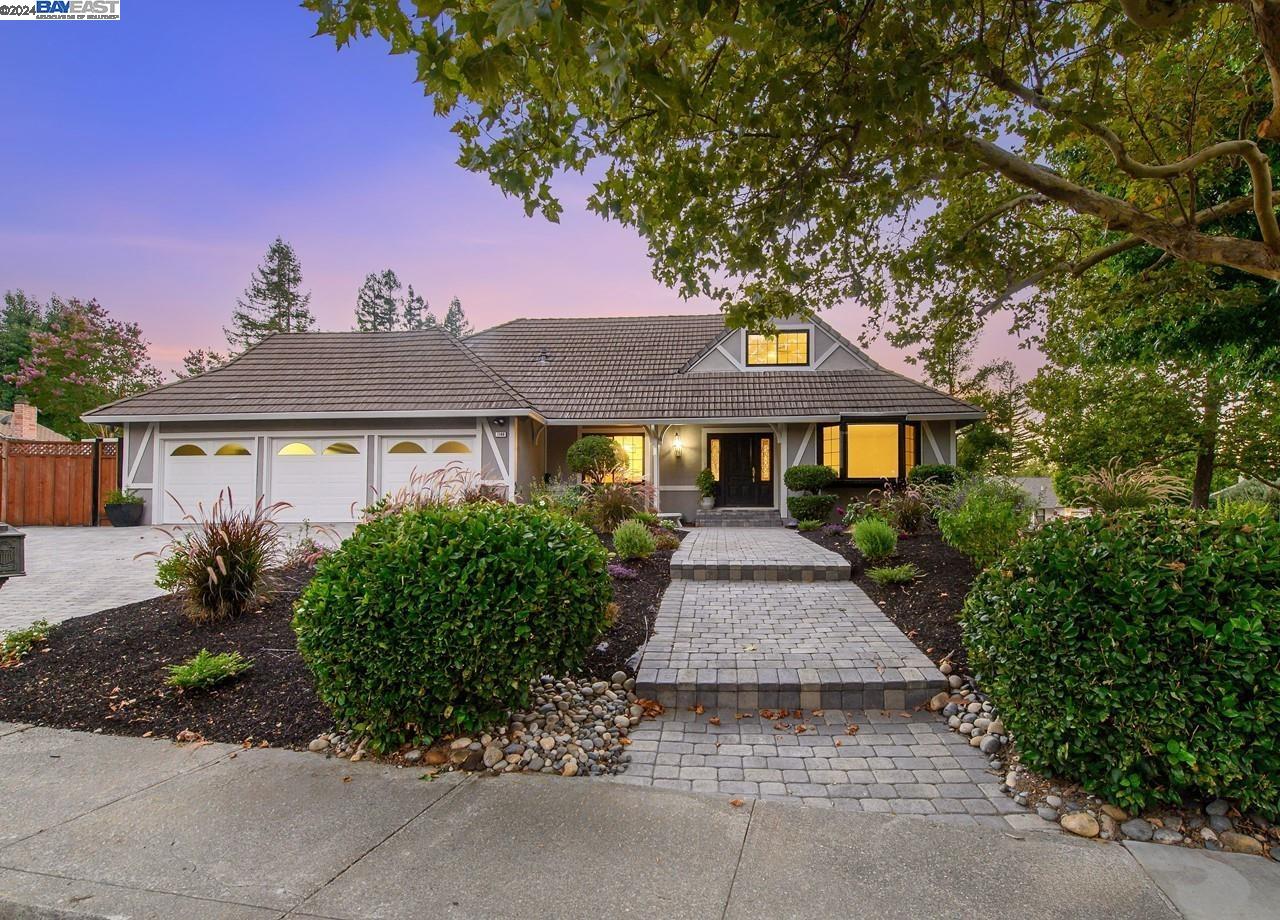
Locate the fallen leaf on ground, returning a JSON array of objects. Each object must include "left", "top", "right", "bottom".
[
  {"left": 743, "top": 644, "right": 758, "bottom": 651},
  {"left": 834, "top": 739, "right": 843, "bottom": 747},
  {"left": 811, "top": 709, "right": 824, "bottom": 717},
  {"left": 342, "top": 776, "right": 352, "bottom": 783},
  {"left": 773, "top": 722, "right": 791, "bottom": 731},
  {"left": 619, "top": 737, "right": 632, "bottom": 746},
  {"left": 846, "top": 724, "right": 860, "bottom": 735},
  {"left": 692, "top": 703, "right": 705, "bottom": 715},
  {"left": 729, "top": 798, "right": 745, "bottom": 808},
  {"left": 708, "top": 716, "right": 721, "bottom": 726},
  {"left": 794, "top": 724, "right": 808, "bottom": 734}
]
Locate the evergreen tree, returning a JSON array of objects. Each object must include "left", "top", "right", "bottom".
[
  {"left": 354, "top": 269, "right": 404, "bottom": 331},
  {"left": 401, "top": 285, "right": 435, "bottom": 329},
  {"left": 442, "top": 296, "right": 472, "bottom": 338},
  {"left": 0, "top": 290, "right": 42, "bottom": 409},
  {"left": 179, "top": 348, "right": 230, "bottom": 378},
  {"left": 225, "top": 237, "right": 315, "bottom": 349}
]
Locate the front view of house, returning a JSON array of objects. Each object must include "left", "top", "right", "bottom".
[{"left": 84, "top": 314, "right": 982, "bottom": 525}]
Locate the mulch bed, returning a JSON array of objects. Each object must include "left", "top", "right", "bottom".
[
  {"left": 583, "top": 531, "right": 681, "bottom": 679},
  {"left": 800, "top": 527, "right": 977, "bottom": 670},
  {"left": 0, "top": 535, "right": 680, "bottom": 749}
]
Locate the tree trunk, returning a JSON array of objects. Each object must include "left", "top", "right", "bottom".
[{"left": 1191, "top": 372, "right": 1223, "bottom": 509}]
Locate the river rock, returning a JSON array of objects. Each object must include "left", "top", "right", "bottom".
[
  {"left": 1061, "top": 813, "right": 1100, "bottom": 838},
  {"left": 1120, "top": 818, "right": 1154, "bottom": 841},
  {"left": 1220, "top": 832, "right": 1264, "bottom": 855}
]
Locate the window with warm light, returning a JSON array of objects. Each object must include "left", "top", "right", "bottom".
[
  {"left": 214, "top": 443, "right": 251, "bottom": 456},
  {"left": 904, "top": 425, "right": 918, "bottom": 475},
  {"left": 170, "top": 443, "right": 205, "bottom": 457},
  {"left": 435, "top": 440, "right": 472, "bottom": 454},
  {"left": 846, "top": 424, "right": 899, "bottom": 479},
  {"left": 746, "top": 330, "right": 809, "bottom": 366},
  {"left": 277, "top": 442, "right": 315, "bottom": 456},
  {"left": 759, "top": 437, "right": 771, "bottom": 481},
  {"left": 324, "top": 442, "right": 360, "bottom": 455},
  {"left": 388, "top": 441, "right": 426, "bottom": 454},
  {"left": 820, "top": 425, "right": 841, "bottom": 474},
  {"left": 605, "top": 434, "right": 645, "bottom": 481},
  {"left": 709, "top": 438, "right": 721, "bottom": 480}
]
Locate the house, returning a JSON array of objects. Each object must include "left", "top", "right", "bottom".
[
  {"left": 82, "top": 314, "right": 982, "bottom": 525},
  {"left": 1012, "top": 476, "right": 1063, "bottom": 523},
  {"left": 0, "top": 400, "right": 69, "bottom": 442}
]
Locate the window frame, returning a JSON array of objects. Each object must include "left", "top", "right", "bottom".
[
  {"left": 817, "top": 418, "right": 921, "bottom": 485},
  {"left": 596, "top": 432, "right": 646, "bottom": 483},
  {"left": 745, "top": 329, "right": 811, "bottom": 367}
]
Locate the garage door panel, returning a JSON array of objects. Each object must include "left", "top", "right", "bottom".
[
  {"left": 161, "top": 440, "right": 257, "bottom": 524},
  {"left": 381, "top": 437, "right": 478, "bottom": 497},
  {"left": 271, "top": 438, "right": 368, "bottom": 522}
]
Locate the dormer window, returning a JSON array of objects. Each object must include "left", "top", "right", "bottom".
[{"left": 746, "top": 330, "right": 809, "bottom": 366}]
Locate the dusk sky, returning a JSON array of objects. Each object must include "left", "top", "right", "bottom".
[{"left": 1, "top": 2, "right": 1040, "bottom": 381}]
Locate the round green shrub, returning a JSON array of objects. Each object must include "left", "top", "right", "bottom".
[
  {"left": 612, "top": 519, "right": 656, "bottom": 559},
  {"left": 293, "top": 503, "right": 612, "bottom": 751},
  {"left": 936, "top": 477, "right": 1031, "bottom": 568},
  {"left": 906, "top": 463, "right": 957, "bottom": 486},
  {"left": 783, "top": 464, "right": 838, "bottom": 494},
  {"left": 566, "top": 435, "right": 626, "bottom": 483},
  {"left": 852, "top": 516, "right": 897, "bottom": 561},
  {"left": 963, "top": 510, "right": 1280, "bottom": 819},
  {"left": 787, "top": 493, "right": 837, "bottom": 521}
]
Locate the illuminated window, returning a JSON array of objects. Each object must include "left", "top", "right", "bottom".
[
  {"left": 324, "top": 442, "right": 359, "bottom": 455},
  {"left": 846, "top": 424, "right": 899, "bottom": 480},
  {"left": 746, "top": 330, "right": 809, "bottom": 366},
  {"left": 759, "top": 437, "right": 771, "bottom": 482},
  {"left": 709, "top": 438, "right": 721, "bottom": 480},
  {"left": 904, "top": 425, "right": 918, "bottom": 474},
  {"left": 605, "top": 434, "right": 645, "bottom": 481},
  {"left": 214, "top": 443, "right": 250, "bottom": 456},
  {"left": 819, "top": 425, "right": 840, "bottom": 474},
  {"left": 435, "top": 440, "right": 472, "bottom": 454},
  {"left": 388, "top": 441, "right": 426, "bottom": 454},
  {"left": 277, "top": 442, "right": 315, "bottom": 456},
  {"left": 170, "top": 443, "right": 205, "bottom": 457}
]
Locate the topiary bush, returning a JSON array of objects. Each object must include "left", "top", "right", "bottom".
[
  {"left": 612, "top": 519, "right": 656, "bottom": 559},
  {"left": 566, "top": 435, "right": 626, "bottom": 484},
  {"left": 907, "top": 463, "right": 958, "bottom": 486},
  {"left": 963, "top": 510, "right": 1280, "bottom": 819},
  {"left": 293, "top": 502, "right": 611, "bottom": 751},
  {"left": 852, "top": 516, "right": 897, "bottom": 561},
  {"left": 783, "top": 464, "right": 838, "bottom": 494}
]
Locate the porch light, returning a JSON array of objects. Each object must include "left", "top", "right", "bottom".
[
  {"left": 0, "top": 523, "right": 26, "bottom": 587},
  {"left": 672, "top": 429, "right": 683, "bottom": 458}
]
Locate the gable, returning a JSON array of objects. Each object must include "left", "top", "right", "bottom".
[{"left": 683, "top": 316, "right": 875, "bottom": 374}]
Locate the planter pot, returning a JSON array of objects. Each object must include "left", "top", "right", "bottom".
[
  {"left": 699, "top": 496, "right": 715, "bottom": 510},
  {"left": 105, "top": 503, "right": 144, "bottom": 527}
]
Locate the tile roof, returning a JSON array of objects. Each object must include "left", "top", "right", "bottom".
[
  {"left": 465, "top": 315, "right": 982, "bottom": 420},
  {"left": 84, "top": 314, "right": 981, "bottom": 422},
  {"left": 84, "top": 328, "right": 530, "bottom": 420}
]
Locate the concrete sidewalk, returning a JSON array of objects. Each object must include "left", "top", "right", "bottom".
[{"left": 2, "top": 724, "right": 1275, "bottom": 919}]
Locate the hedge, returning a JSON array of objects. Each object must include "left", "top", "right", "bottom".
[
  {"left": 963, "top": 510, "right": 1280, "bottom": 818},
  {"left": 293, "top": 503, "right": 612, "bottom": 751},
  {"left": 787, "top": 494, "right": 838, "bottom": 521}
]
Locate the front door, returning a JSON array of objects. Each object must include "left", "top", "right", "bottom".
[{"left": 711, "top": 433, "right": 773, "bottom": 507}]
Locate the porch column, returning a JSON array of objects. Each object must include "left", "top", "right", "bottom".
[{"left": 648, "top": 425, "right": 662, "bottom": 512}]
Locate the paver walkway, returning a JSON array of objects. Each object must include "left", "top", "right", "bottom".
[
  {"left": 628, "top": 526, "right": 1030, "bottom": 825},
  {"left": 0, "top": 723, "right": 1249, "bottom": 919}
]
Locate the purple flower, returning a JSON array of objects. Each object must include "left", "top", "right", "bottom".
[{"left": 608, "top": 562, "right": 638, "bottom": 580}]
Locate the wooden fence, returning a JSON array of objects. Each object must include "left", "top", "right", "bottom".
[{"left": 0, "top": 439, "right": 120, "bottom": 526}]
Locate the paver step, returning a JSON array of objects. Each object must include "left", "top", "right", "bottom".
[
  {"left": 694, "top": 508, "right": 783, "bottom": 527},
  {"left": 670, "top": 560, "right": 849, "bottom": 582},
  {"left": 633, "top": 665, "right": 944, "bottom": 712},
  {"left": 671, "top": 526, "right": 849, "bottom": 582}
]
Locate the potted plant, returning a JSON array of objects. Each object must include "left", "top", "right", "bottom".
[
  {"left": 104, "top": 488, "right": 145, "bottom": 527},
  {"left": 695, "top": 467, "right": 717, "bottom": 510}
]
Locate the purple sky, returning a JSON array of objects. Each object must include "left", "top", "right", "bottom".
[{"left": 0, "top": 2, "right": 1040, "bottom": 381}]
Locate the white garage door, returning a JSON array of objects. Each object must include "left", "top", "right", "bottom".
[
  {"left": 380, "top": 436, "right": 479, "bottom": 498},
  {"left": 270, "top": 438, "right": 368, "bottom": 522},
  {"left": 162, "top": 439, "right": 258, "bottom": 524}
]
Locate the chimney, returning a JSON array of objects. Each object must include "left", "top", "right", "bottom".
[{"left": 11, "top": 399, "right": 37, "bottom": 440}]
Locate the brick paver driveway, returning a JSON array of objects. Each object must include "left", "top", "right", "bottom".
[{"left": 0, "top": 525, "right": 353, "bottom": 632}]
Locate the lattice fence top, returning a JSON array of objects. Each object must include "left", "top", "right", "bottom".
[{"left": 2, "top": 439, "right": 118, "bottom": 458}]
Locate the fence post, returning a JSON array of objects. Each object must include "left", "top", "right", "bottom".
[{"left": 91, "top": 438, "right": 102, "bottom": 527}]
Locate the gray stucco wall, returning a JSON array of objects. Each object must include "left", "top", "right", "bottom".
[{"left": 514, "top": 417, "right": 546, "bottom": 497}]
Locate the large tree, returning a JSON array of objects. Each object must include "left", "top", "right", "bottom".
[
  {"left": 5, "top": 297, "right": 162, "bottom": 438},
  {"left": 441, "top": 296, "right": 472, "bottom": 338},
  {"left": 307, "top": 0, "right": 1280, "bottom": 335},
  {"left": 225, "top": 237, "right": 315, "bottom": 350},
  {"left": 353, "top": 269, "right": 441, "bottom": 330},
  {"left": 0, "top": 290, "right": 42, "bottom": 410}
]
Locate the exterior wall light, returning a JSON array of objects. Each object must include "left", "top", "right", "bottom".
[{"left": 672, "top": 429, "right": 683, "bottom": 459}]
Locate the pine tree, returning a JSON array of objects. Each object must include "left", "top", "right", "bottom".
[
  {"left": 354, "top": 269, "right": 404, "bottom": 331},
  {"left": 442, "top": 296, "right": 472, "bottom": 338},
  {"left": 401, "top": 285, "right": 435, "bottom": 329},
  {"left": 225, "top": 237, "right": 315, "bottom": 349},
  {"left": 179, "top": 348, "right": 230, "bottom": 378}
]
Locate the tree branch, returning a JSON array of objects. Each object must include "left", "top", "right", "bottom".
[
  {"left": 953, "top": 134, "right": 1280, "bottom": 283},
  {"left": 977, "top": 189, "right": 1279, "bottom": 314},
  {"left": 987, "top": 67, "right": 1280, "bottom": 252}
]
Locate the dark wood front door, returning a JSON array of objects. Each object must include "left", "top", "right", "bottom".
[{"left": 711, "top": 434, "right": 773, "bottom": 507}]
